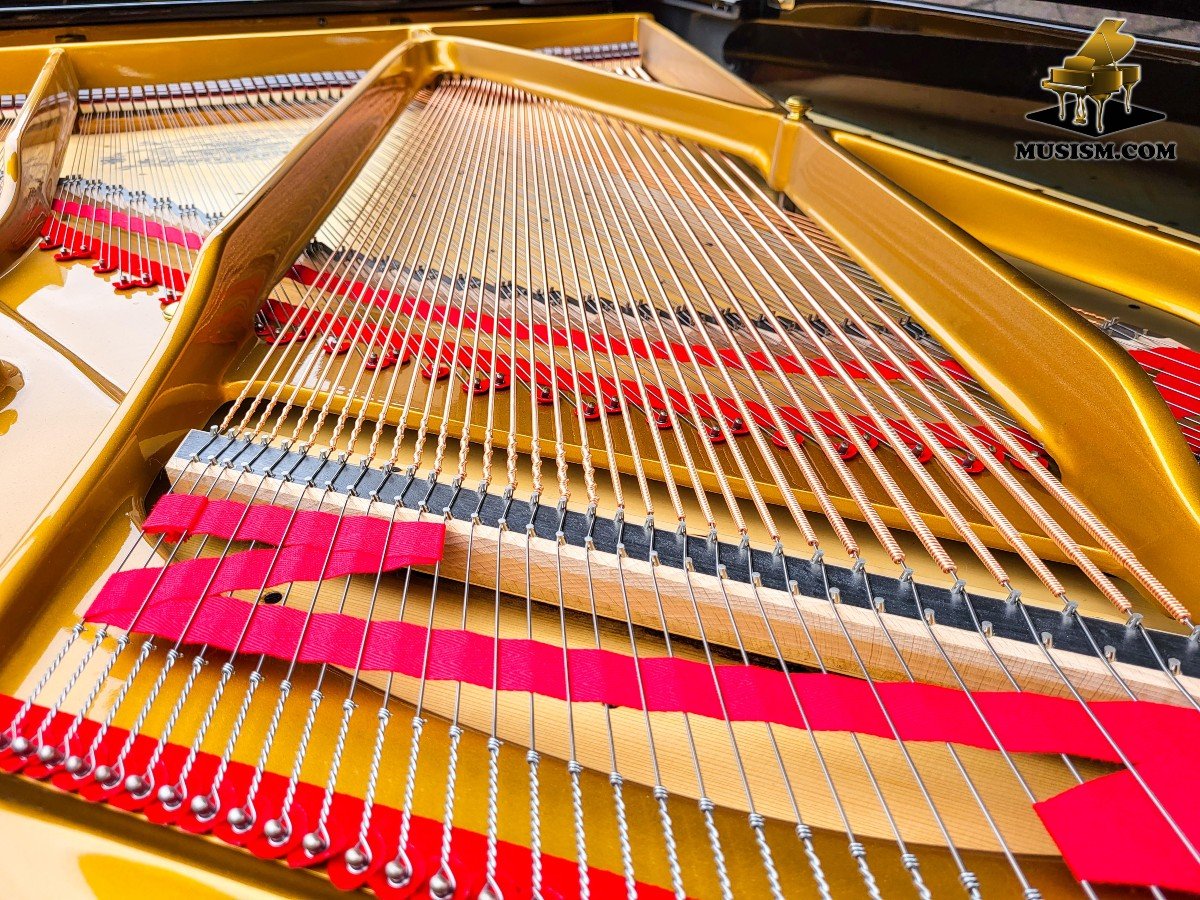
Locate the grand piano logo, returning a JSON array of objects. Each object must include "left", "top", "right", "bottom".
[{"left": 1027, "top": 18, "right": 1164, "bottom": 138}]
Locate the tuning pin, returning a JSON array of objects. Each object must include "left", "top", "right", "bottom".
[
  {"left": 226, "top": 806, "right": 253, "bottom": 831},
  {"left": 64, "top": 755, "right": 91, "bottom": 777},
  {"left": 301, "top": 831, "right": 327, "bottom": 856},
  {"left": 36, "top": 743, "right": 62, "bottom": 766},
  {"left": 9, "top": 735, "right": 31, "bottom": 757},
  {"left": 157, "top": 784, "right": 182, "bottom": 808},
  {"left": 93, "top": 764, "right": 120, "bottom": 787}
]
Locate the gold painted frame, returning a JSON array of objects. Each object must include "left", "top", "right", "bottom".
[
  {"left": 2, "top": 30, "right": 1196, "bottom": 621},
  {"left": 0, "top": 48, "right": 76, "bottom": 278},
  {"left": 832, "top": 130, "right": 1200, "bottom": 329}
]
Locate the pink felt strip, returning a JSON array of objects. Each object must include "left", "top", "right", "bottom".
[{"left": 143, "top": 493, "right": 420, "bottom": 552}]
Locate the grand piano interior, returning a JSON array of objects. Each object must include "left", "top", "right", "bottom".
[{"left": 0, "top": 1, "right": 1198, "bottom": 898}]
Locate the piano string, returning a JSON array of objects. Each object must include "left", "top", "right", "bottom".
[
  {"left": 36, "top": 72, "right": 364, "bottom": 306},
  {"left": 3, "top": 46, "right": 1199, "bottom": 899}
]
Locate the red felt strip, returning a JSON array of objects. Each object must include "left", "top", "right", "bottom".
[
  {"left": 80, "top": 583, "right": 1189, "bottom": 762},
  {"left": 77, "top": 587, "right": 1200, "bottom": 893},
  {"left": 51, "top": 199, "right": 206, "bottom": 250},
  {"left": 1130, "top": 347, "right": 1200, "bottom": 453},
  {"left": 0, "top": 694, "right": 669, "bottom": 899},
  {"left": 1034, "top": 756, "right": 1200, "bottom": 894},
  {"left": 255, "top": 298, "right": 1046, "bottom": 471},
  {"left": 266, "top": 282, "right": 1200, "bottom": 462},
  {"left": 92, "top": 523, "right": 444, "bottom": 627},
  {"left": 39, "top": 216, "right": 189, "bottom": 292},
  {"left": 95, "top": 495, "right": 444, "bottom": 647},
  {"left": 269, "top": 280, "right": 976, "bottom": 385},
  {"left": 67, "top": 494, "right": 1200, "bottom": 892},
  {"left": 142, "top": 493, "right": 431, "bottom": 553}
]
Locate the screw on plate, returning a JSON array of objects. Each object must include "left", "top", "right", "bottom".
[{"left": 785, "top": 95, "right": 812, "bottom": 120}]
